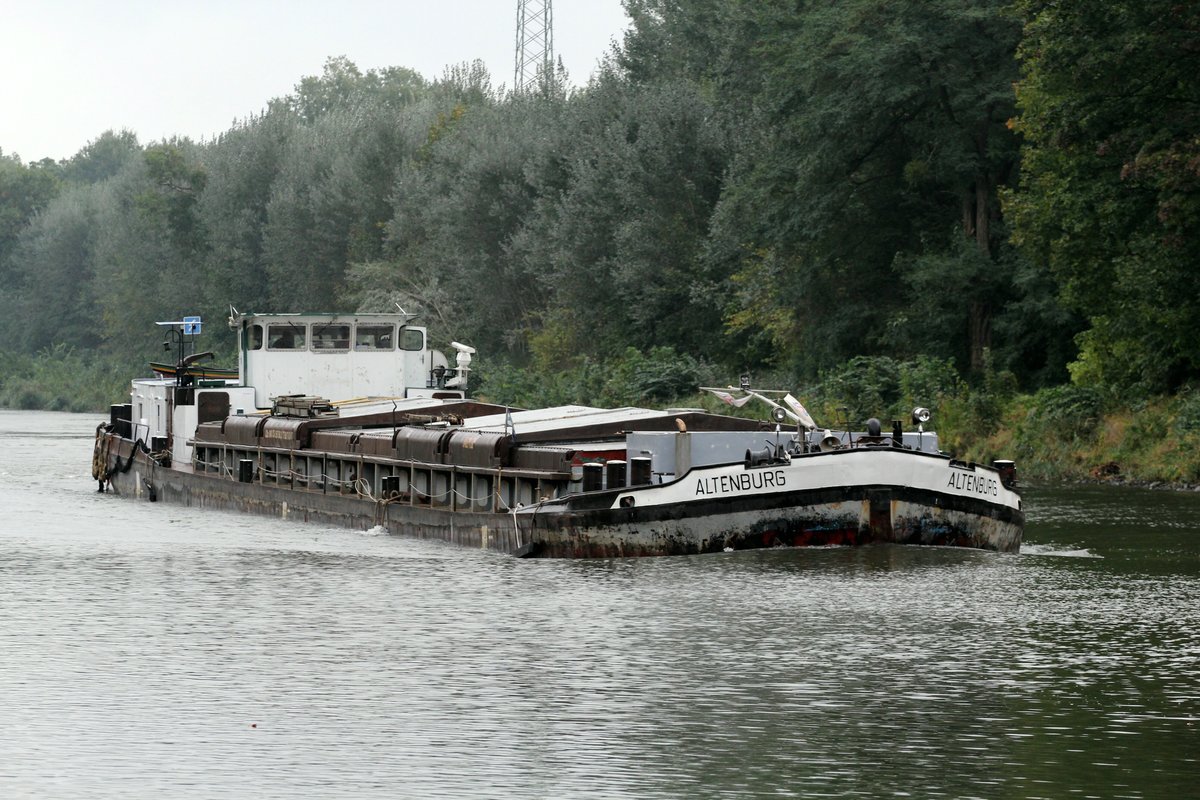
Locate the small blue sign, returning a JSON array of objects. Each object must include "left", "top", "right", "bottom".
[{"left": 183, "top": 315, "right": 202, "bottom": 335}]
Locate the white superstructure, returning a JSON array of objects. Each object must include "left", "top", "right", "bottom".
[
  {"left": 128, "top": 310, "right": 470, "bottom": 468},
  {"left": 234, "top": 312, "right": 462, "bottom": 408}
]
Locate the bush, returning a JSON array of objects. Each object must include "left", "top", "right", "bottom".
[
  {"left": 0, "top": 345, "right": 138, "bottom": 413},
  {"left": 808, "top": 355, "right": 960, "bottom": 428},
  {"left": 1173, "top": 388, "right": 1200, "bottom": 435},
  {"left": 1025, "top": 384, "right": 1105, "bottom": 438},
  {"left": 900, "top": 356, "right": 962, "bottom": 410},
  {"left": 473, "top": 346, "right": 710, "bottom": 409},
  {"left": 601, "top": 347, "right": 706, "bottom": 406},
  {"left": 814, "top": 356, "right": 901, "bottom": 424}
]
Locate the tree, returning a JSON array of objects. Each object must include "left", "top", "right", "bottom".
[
  {"left": 380, "top": 69, "right": 558, "bottom": 351},
  {"left": 1007, "top": 0, "right": 1200, "bottom": 392},
  {"left": 284, "top": 56, "right": 427, "bottom": 123},
  {"left": 263, "top": 98, "right": 429, "bottom": 310},
  {"left": 6, "top": 185, "right": 103, "bottom": 351},
  {"left": 87, "top": 142, "right": 211, "bottom": 350},
  {"left": 258, "top": 58, "right": 434, "bottom": 311},
  {"left": 0, "top": 152, "right": 61, "bottom": 272},
  {"left": 0, "top": 153, "right": 62, "bottom": 343},
  {"left": 619, "top": 0, "right": 733, "bottom": 88},
  {"left": 196, "top": 111, "right": 298, "bottom": 318},
  {"left": 60, "top": 130, "right": 142, "bottom": 185},
  {"left": 711, "top": 0, "right": 1029, "bottom": 376},
  {"left": 516, "top": 73, "right": 730, "bottom": 363}
]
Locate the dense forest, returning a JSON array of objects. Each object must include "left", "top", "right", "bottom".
[{"left": 2, "top": 1, "right": 1198, "bottom": 478}]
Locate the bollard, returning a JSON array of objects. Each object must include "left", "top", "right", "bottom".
[
  {"left": 606, "top": 460, "right": 627, "bottom": 490},
  {"left": 582, "top": 462, "right": 604, "bottom": 492},
  {"left": 630, "top": 456, "right": 652, "bottom": 486}
]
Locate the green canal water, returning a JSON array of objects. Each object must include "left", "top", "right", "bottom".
[{"left": 0, "top": 410, "right": 1196, "bottom": 798}]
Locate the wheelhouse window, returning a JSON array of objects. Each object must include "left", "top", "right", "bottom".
[
  {"left": 267, "top": 323, "right": 307, "bottom": 350},
  {"left": 247, "top": 324, "right": 264, "bottom": 351},
  {"left": 400, "top": 328, "right": 424, "bottom": 352},
  {"left": 355, "top": 323, "right": 394, "bottom": 351},
  {"left": 312, "top": 323, "right": 350, "bottom": 351}
]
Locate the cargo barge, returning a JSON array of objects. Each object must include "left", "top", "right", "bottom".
[{"left": 92, "top": 311, "right": 1023, "bottom": 557}]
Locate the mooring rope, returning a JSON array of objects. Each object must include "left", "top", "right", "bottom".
[{"left": 93, "top": 425, "right": 149, "bottom": 485}]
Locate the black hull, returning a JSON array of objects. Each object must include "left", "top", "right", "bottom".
[
  {"left": 98, "top": 434, "right": 529, "bottom": 553},
  {"left": 524, "top": 485, "right": 1024, "bottom": 558},
  {"left": 96, "top": 431, "right": 1022, "bottom": 558}
]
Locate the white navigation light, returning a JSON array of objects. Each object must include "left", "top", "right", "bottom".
[
  {"left": 451, "top": 341, "right": 474, "bottom": 370},
  {"left": 445, "top": 341, "right": 476, "bottom": 390}
]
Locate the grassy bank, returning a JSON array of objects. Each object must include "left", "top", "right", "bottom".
[
  {"left": 788, "top": 358, "right": 1200, "bottom": 487},
  {"left": 947, "top": 389, "right": 1200, "bottom": 487}
]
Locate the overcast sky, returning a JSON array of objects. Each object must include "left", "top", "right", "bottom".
[{"left": 1, "top": 0, "right": 630, "bottom": 163}]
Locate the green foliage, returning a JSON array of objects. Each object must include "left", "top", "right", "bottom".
[
  {"left": 384, "top": 77, "right": 561, "bottom": 353},
  {"left": 140, "top": 142, "right": 208, "bottom": 253},
  {"left": 812, "top": 356, "right": 906, "bottom": 425},
  {"left": 0, "top": 345, "right": 136, "bottom": 412},
  {"left": 284, "top": 56, "right": 427, "bottom": 122},
  {"left": 1023, "top": 384, "right": 1105, "bottom": 439},
  {"left": 807, "top": 355, "right": 960, "bottom": 427},
  {"left": 196, "top": 111, "right": 297, "bottom": 317},
  {"left": 1172, "top": 389, "right": 1200, "bottom": 436},
  {"left": 60, "top": 130, "right": 142, "bottom": 185},
  {"left": 0, "top": 153, "right": 63, "bottom": 336},
  {"left": 603, "top": 347, "right": 707, "bottom": 405},
  {"left": 0, "top": 152, "right": 61, "bottom": 262},
  {"left": 520, "top": 75, "right": 730, "bottom": 360},
  {"left": 0, "top": 3, "right": 1191, "bottom": 431},
  {"left": 703, "top": 0, "right": 1035, "bottom": 377},
  {"left": 723, "top": 248, "right": 797, "bottom": 367},
  {"left": 901, "top": 356, "right": 966, "bottom": 413},
  {"left": 3, "top": 184, "right": 104, "bottom": 352},
  {"left": 888, "top": 231, "right": 1076, "bottom": 385},
  {"left": 474, "top": 346, "right": 707, "bottom": 409},
  {"left": 1008, "top": 0, "right": 1200, "bottom": 392}
]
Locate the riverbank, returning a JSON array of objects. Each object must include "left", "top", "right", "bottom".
[
  {"left": 0, "top": 347, "right": 135, "bottom": 413},
  {"left": 943, "top": 388, "right": 1200, "bottom": 490}
]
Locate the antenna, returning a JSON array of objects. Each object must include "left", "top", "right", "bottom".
[{"left": 514, "top": 0, "right": 553, "bottom": 93}]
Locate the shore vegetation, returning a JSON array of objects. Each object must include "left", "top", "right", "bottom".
[{"left": 1, "top": 1, "right": 1196, "bottom": 485}]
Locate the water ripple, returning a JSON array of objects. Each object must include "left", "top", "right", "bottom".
[{"left": 1, "top": 412, "right": 1198, "bottom": 798}]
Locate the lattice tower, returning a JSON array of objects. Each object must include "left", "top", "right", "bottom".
[{"left": 514, "top": 0, "right": 554, "bottom": 93}]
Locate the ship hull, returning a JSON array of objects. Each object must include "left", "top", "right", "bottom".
[
  {"left": 97, "top": 433, "right": 530, "bottom": 553},
  {"left": 96, "top": 432, "right": 1022, "bottom": 558},
  {"left": 520, "top": 446, "right": 1022, "bottom": 556},
  {"left": 521, "top": 486, "right": 1022, "bottom": 558}
]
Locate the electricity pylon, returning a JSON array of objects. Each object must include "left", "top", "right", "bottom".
[{"left": 514, "top": 0, "right": 554, "bottom": 93}]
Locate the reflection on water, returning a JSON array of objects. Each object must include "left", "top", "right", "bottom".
[{"left": 1, "top": 411, "right": 1197, "bottom": 798}]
